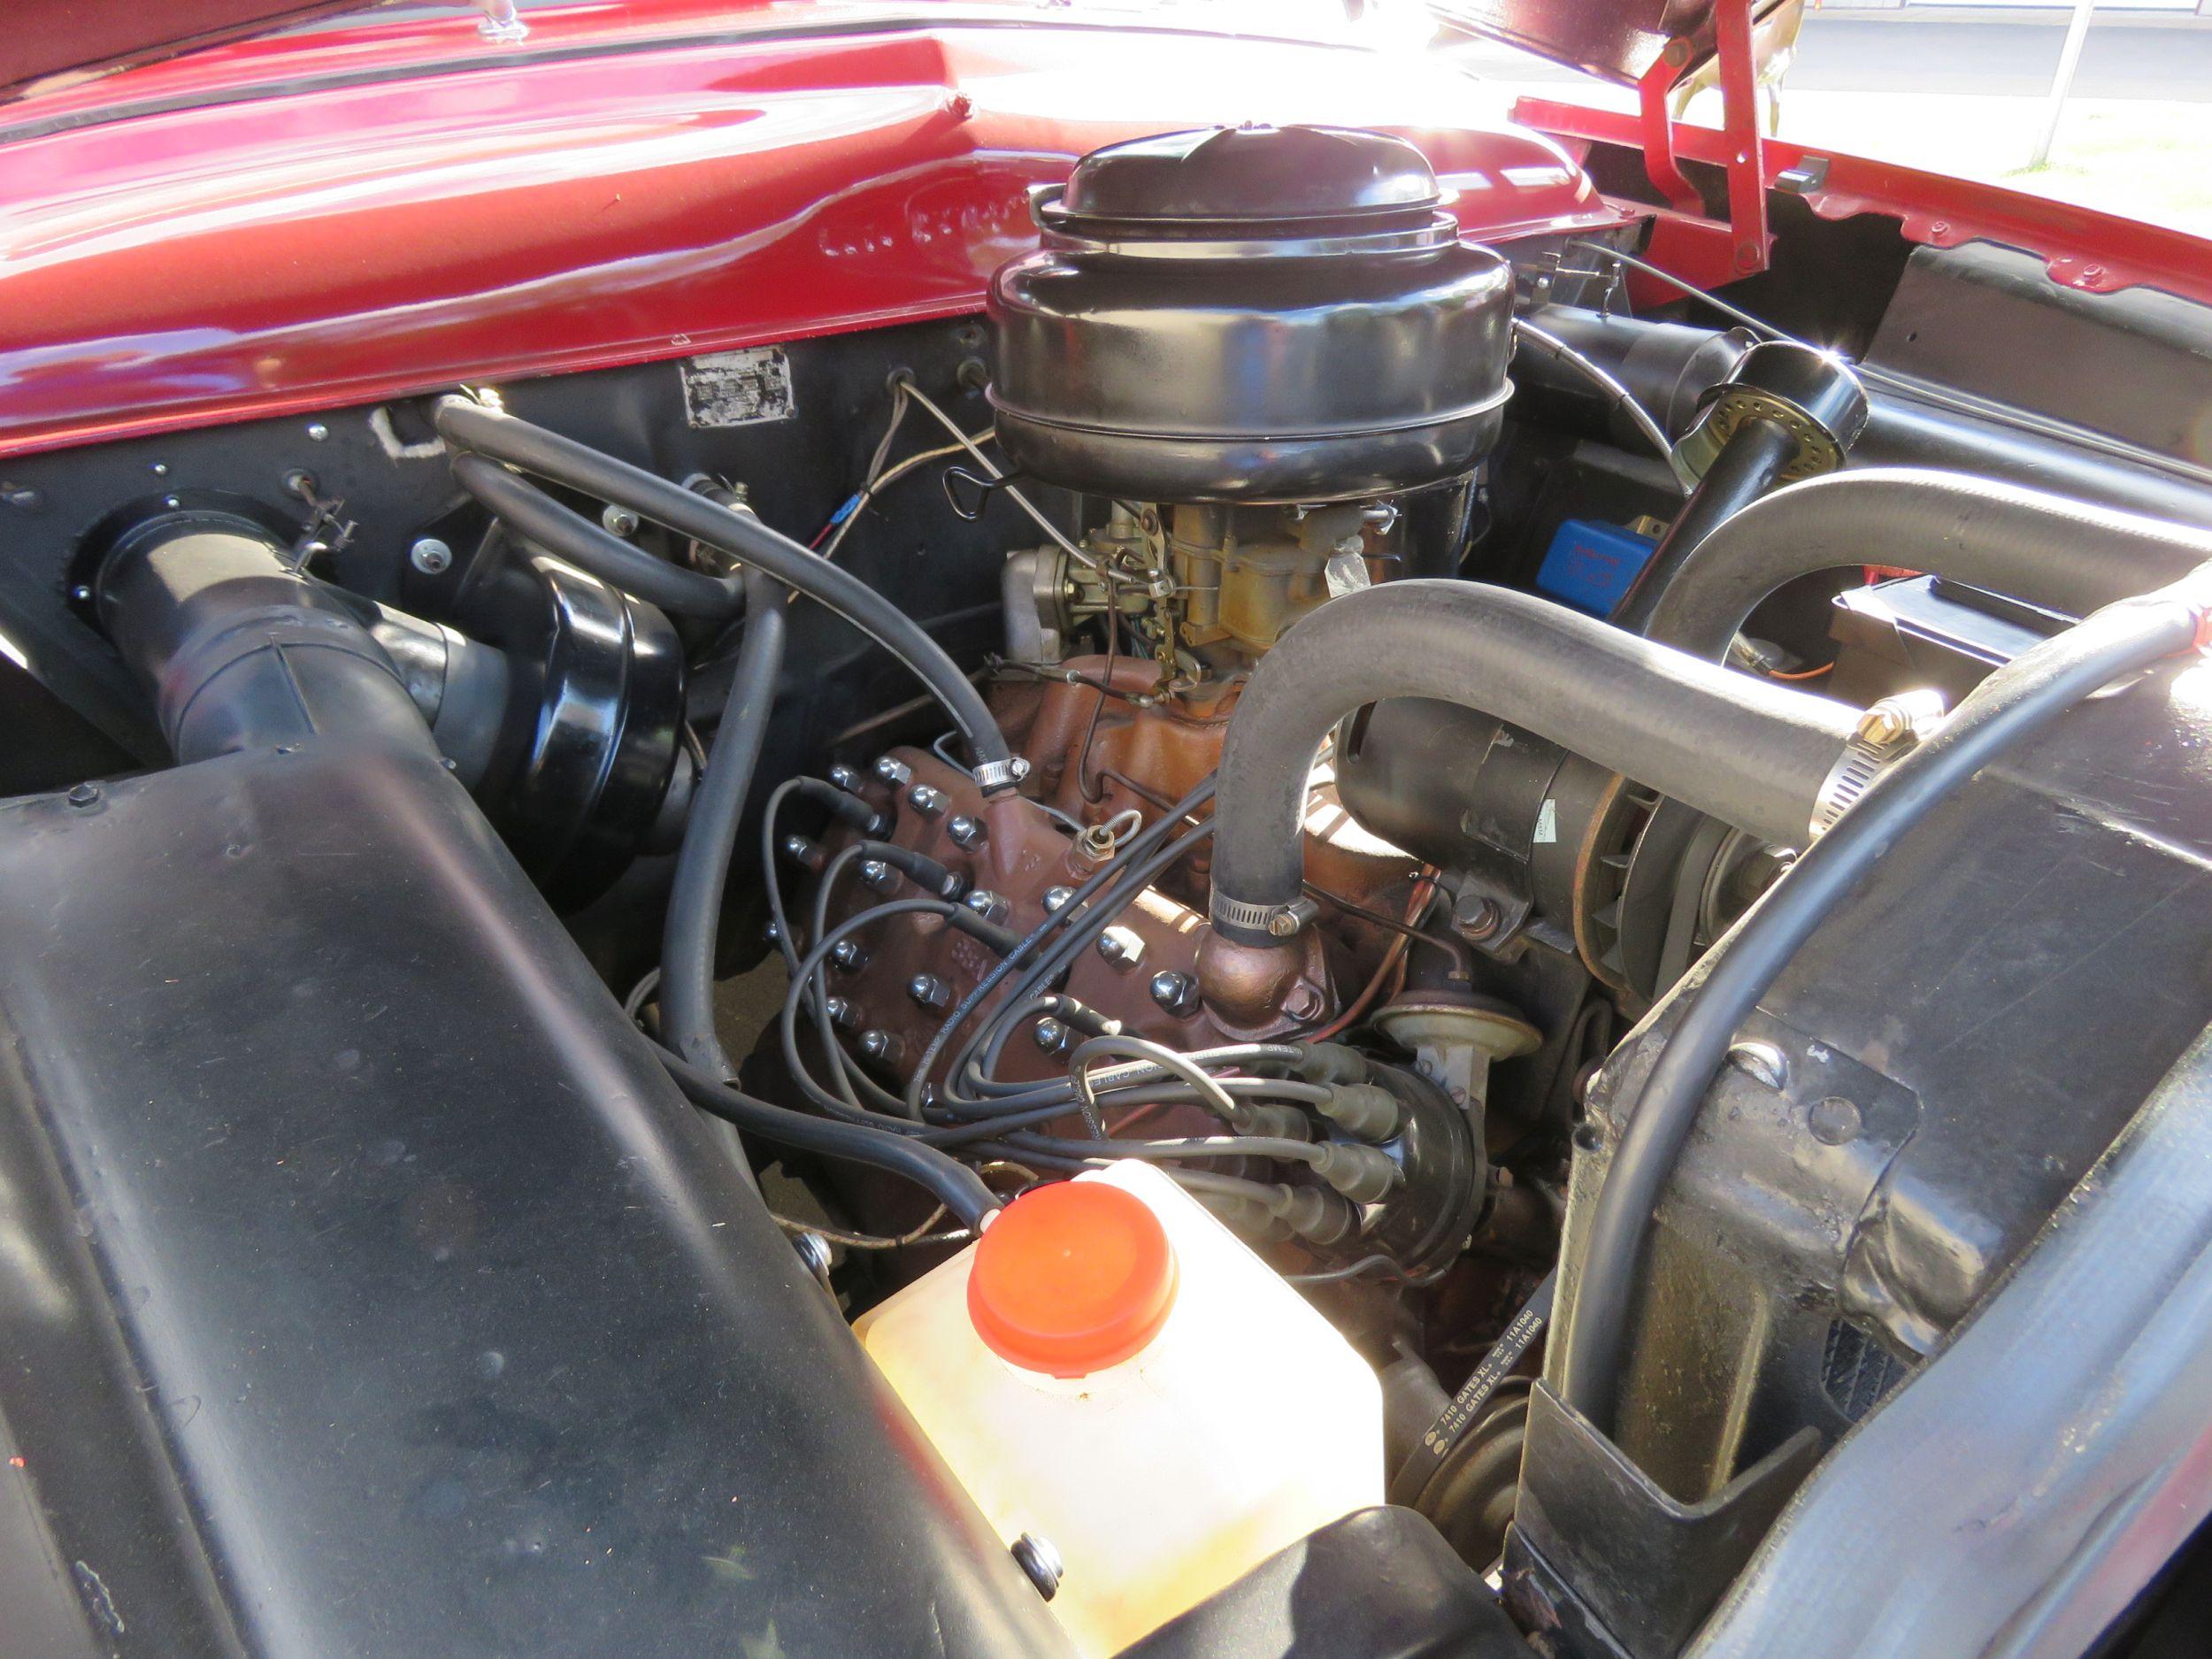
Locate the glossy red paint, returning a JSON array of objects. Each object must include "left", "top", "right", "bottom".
[
  {"left": 1520, "top": 94, "right": 2212, "bottom": 311},
  {"left": 0, "top": 6, "right": 1625, "bottom": 459}
]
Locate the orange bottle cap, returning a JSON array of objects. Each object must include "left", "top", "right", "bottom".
[{"left": 967, "top": 1179, "right": 1179, "bottom": 1378}]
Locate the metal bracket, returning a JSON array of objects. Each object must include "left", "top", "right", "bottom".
[{"left": 1634, "top": 0, "right": 1771, "bottom": 280}]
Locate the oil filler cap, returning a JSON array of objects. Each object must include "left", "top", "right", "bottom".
[{"left": 968, "top": 1180, "right": 1178, "bottom": 1377}]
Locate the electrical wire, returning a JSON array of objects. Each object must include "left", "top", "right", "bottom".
[
  {"left": 1514, "top": 316, "right": 1689, "bottom": 490},
  {"left": 902, "top": 774, "right": 1217, "bottom": 1115},
  {"left": 817, "top": 435, "right": 988, "bottom": 560},
  {"left": 1067, "top": 1034, "right": 1249, "bottom": 1135},
  {"left": 895, "top": 376, "right": 1108, "bottom": 578},
  {"left": 770, "top": 1205, "right": 970, "bottom": 1251},
  {"left": 1301, "top": 877, "right": 1439, "bottom": 1042}
]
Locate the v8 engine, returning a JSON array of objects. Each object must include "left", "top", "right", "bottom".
[{"left": 6, "top": 70, "right": 2212, "bottom": 1659}]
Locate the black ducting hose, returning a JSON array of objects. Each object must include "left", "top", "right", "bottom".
[
  {"left": 96, "top": 513, "right": 441, "bottom": 764},
  {"left": 661, "top": 562, "right": 787, "bottom": 1082},
  {"left": 658, "top": 1050, "right": 1002, "bottom": 1229},
  {"left": 434, "top": 396, "right": 1018, "bottom": 782},
  {"left": 1560, "top": 565, "right": 2212, "bottom": 1433},
  {"left": 1637, "top": 467, "right": 2212, "bottom": 661},
  {"left": 1207, "top": 581, "right": 1859, "bottom": 942}
]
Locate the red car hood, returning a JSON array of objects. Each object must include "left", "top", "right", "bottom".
[
  {"left": 4, "top": 2, "right": 373, "bottom": 99},
  {"left": 9, "top": 0, "right": 1796, "bottom": 104},
  {"left": 1428, "top": 0, "right": 1794, "bottom": 83}
]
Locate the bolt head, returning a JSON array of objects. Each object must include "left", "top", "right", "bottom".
[
  {"left": 827, "top": 764, "right": 864, "bottom": 793},
  {"left": 872, "top": 756, "right": 912, "bottom": 787},
  {"left": 1011, "top": 1532, "right": 1063, "bottom": 1601},
  {"left": 601, "top": 503, "right": 641, "bottom": 538},
  {"left": 1149, "top": 970, "right": 1198, "bottom": 1016},
  {"left": 65, "top": 781, "right": 100, "bottom": 807},
  {"left": 1096, "top": 926, "right": 1145, "bottom": 970},
  {"left": 1033, "top": 1017, "right": 1069, "bottom": 1054},
  {"left": 1727, "top": 1040, "right": 1791, "bottom": 1093},
  {"left": 410, "top": 536, "right": 454, "bottom": 574},
  {"left": 860, "top": 859, "right": 895, "bottom": 891},
  {"left": 305, "top": 422, "right": 330, "bottom": 442},
  {"left": 907, "top": 783, "right": 947, "bottom": 817},
  {"left": 1042, "top": 886, "right": 1073, "bottom": 913},
  {"left": 858, "top": 1030, "right": 890, "bottom": 1060},
  {"left": 1856, "top": 704, "right": 1909, "bottom": 746},
  {"left": 948, "top": 815, "right": 985, "bottom": 849}
]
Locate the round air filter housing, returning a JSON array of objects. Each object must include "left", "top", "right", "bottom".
[{"left": 988, "top": 125, "right": 1515, "bottom": 504}]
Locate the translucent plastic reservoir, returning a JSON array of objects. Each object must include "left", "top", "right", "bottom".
[{"left": 856, "top": 1161, "right": 1383, "bottom": 1656}]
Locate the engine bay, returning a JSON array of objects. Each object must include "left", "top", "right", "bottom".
[{"left": 6, "top": 94, "right": 2212, "bottom": 1659}]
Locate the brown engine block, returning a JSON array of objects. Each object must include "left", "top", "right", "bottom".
[{"left": 810, "top": 660, "right": 1417, "bottom": 1095}]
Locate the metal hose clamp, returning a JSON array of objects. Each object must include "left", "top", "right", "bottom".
[
  {"left": 971, "top": 755, "right": 1032, "bottom": 795},
  {"left": 1211, "top": 894, "right": 1319, "bottom": 940},
  {"left": 1810, "top": 688, "right": 1947, "bottom": 839}
]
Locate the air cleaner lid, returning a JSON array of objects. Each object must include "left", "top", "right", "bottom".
[
  {"left": 967, "top": 1179, "right": 1179, "bottom": 1377},
  {"left": 1041, "top": 124, "right": 1446, "bottom": 234}
]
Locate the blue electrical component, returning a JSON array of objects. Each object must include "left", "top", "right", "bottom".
[{"left": 1535, "top": 518, "right": 1659, "bottom": 617}]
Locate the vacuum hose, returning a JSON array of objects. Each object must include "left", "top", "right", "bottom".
[{"left": 434, "top": 396, "right": 1021, "bottom": 788}]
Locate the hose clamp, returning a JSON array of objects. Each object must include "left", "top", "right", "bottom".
[
  {"left": 972, "top": 755, "right": 1032, "bottom": 795},
  {"left": 1810, "top": 689, "right": 1947, "bottom": 839},
  {"left": 1211, "top": 894, "right": 1318, "bottom": 941}
]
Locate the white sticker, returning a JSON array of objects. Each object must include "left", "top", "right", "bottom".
[
  {"left": 681, "top": 346, "right": 795, "bottom": 428},
  {"left": 1533, "top": 798, "right": 1558, "bottom": 845}
]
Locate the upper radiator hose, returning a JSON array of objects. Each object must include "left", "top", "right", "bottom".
[
  {"left": 1637, "top": 466, "right": 2212, "bottom": 660},
  {"left": 1205, "top": 580, "right": 1860, "bottom": 945}
]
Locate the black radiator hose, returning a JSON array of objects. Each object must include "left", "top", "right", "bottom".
[
  {"left": 434, "top": 396, "right": 1020, "bottom": 787},
  {"left": 1560, "top": 564, "right": 2212, "bottom": 1434},
  {"left": 660, "top": 561, "right": 787, "bottom": 1083},
  {"left": 1638, "top": 466, "right": 2212, "bottom": 660},
  {"left": 1207, "top": 580, "right": 1859, "bottom": 944}
]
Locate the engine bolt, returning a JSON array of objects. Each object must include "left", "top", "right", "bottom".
[
  {"left": 763, "top": 918, "right": 782, "bottom": 944},
  {"left": 1454, "top": 894, "right": 1503, "bottom": 941},
  {"left": 601, "top": 503, "right": 641, "bottom": 538},
  {"left": 1012, "top": 1532, "right": 1064, "bottom": 1602},
  {"left": 964, "top": 889, "right": 1010, "bottom": 925},
  {"left": 1033, "top": 1017, "right": 1071, "bottom": 1055},
  {"left": 829, "top": 940, "right": 869, "bottom": 972},
  {"left": 907, "top": 783, "right": 949, "bottom": 818},
  {"left": 858, "top": 1029, "right": 905, "bottom": 1065},
  {"left": 305, "top": 421, "right": 330, "bottom": 442},
  {"left": 1727, "top": 1041, "right": 1790, "bottom": 1092},
  {"left": 859, "top": 858, "right": 899, "bottom": 894},
  {"left": 1042, "top": 886, "right": 1074, "bottom": 913},
  {"left": 947, "top": 815, "right": 987, "bottom": 849},
  {"left": 822, "top": 996, "right": 859, "bottom": 1032},
  {"left": 409, "top": 536, "right": 454, "bottom": 574},
  {"left": 908, "top": 973, "right": 952, "bottom": 1012},
  {"left": 1148, "top": 970, "right": 1200, "bottom": 1017},
  {"left": 1096, "top": 926, "right": 1146, "bottom": 972},
  {"left": 873, "top": 756, "right": 913, "bottom": 787},
  {"left": 780, "top": 833, "right": 826, "bottom": 872},
  {"left": 827, "top": 763, "right": 865, "bottom": 794}
]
